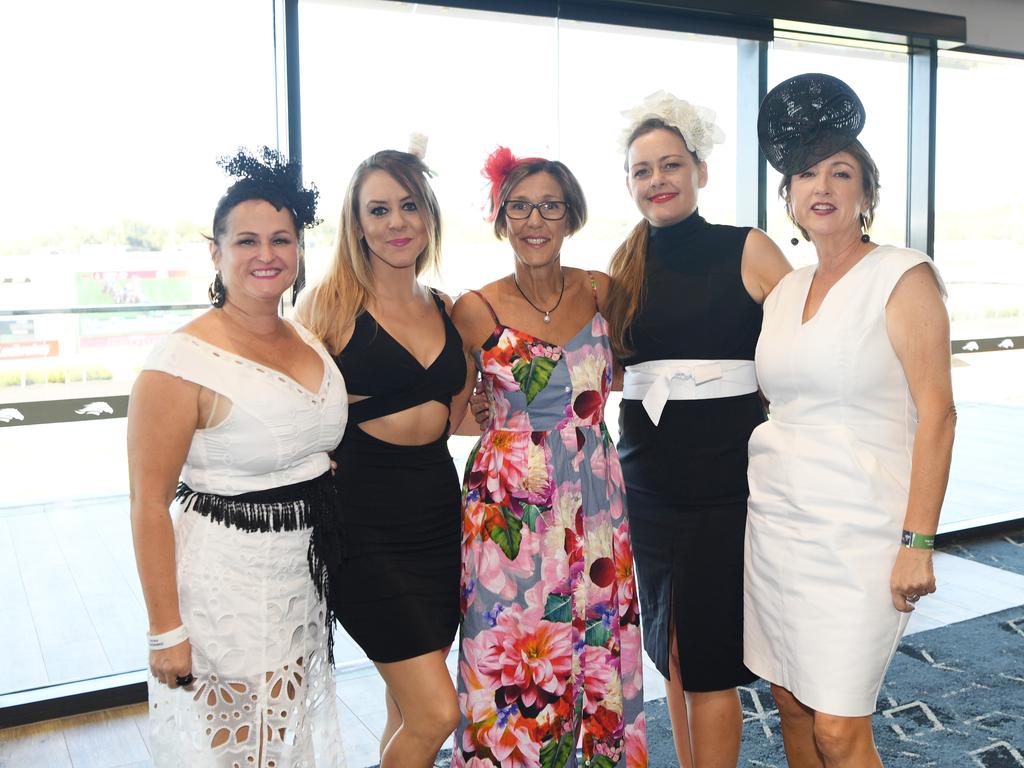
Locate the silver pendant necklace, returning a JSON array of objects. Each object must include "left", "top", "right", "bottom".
[{"left": 513, "top": 269, "right": 565, "bottom": 323}]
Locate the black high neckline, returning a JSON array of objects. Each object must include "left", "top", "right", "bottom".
[
  {"left": 650, "top": 209, "right": 705, "bottom": 240},
  {"left": 648, "top": 210, "right": 706, "bottom": 260}
]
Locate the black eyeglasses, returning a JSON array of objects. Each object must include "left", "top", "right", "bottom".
[{"left": 503, "top": 199, "right": 569, "bottom": 221}]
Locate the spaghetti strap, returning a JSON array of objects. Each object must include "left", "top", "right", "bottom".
[
  {"left": 586, "top": 271, "right": 600, "bottom": 312},
  {"left": 468, "top": 289, "right": 501, "bottom": 325},
  {"left": 428, "top": 287, "right": 447, "bottom": 314}
]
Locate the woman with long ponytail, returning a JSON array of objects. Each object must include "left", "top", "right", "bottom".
[{"left": 608, "top": 93, "right": 791, "bottom": 768}]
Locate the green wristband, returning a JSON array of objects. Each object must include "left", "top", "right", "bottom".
[{"left": 901, "top": 530, "right": 935, "bottom": 549}]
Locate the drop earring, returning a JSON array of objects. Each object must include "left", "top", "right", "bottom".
[
  {"left": 291, "top": 255, "right": 306, "bottom": 307},
  {"left": 860, "top": 213, "right": 870, "bottom": 243},
  {"left": 208, "top": 272, "right": 226, "bottom": 308}
]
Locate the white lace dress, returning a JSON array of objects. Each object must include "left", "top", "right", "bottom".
[{"left": 141, "top": 321, "right": 347, "bottom": 767}]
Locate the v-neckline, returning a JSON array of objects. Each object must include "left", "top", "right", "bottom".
[
  {"left": 800, "top": 246, "right": 879, "bottom": 326},
  {"left": 366, "top": 306, "right": 447, "bottom": 371},
  {"left": 180, "top": 325, "right": 328, "bottom": 396},
  {"left": 486, "top": 311, "right": 601, "bottom": 352}
]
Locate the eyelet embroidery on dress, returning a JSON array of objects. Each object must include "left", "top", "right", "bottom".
[
  {"left": 151, "top": 604, "right": 342, "bottom": 764},
  {"left": 148, "top": 505, "right": 345, "bottom": 765},
  {"left": 185, "top": 337, "right": 329, "bottom": 399}
]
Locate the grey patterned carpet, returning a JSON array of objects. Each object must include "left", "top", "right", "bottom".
[
  {"left": 388, "top": 525, "right": 1024, "bottom": 767},
  {"left": 939, "top": 523, "right": 1024, "bottom": 577},
  {"left": 735, "top": 604, "right": 1024, "bottom": 767}
]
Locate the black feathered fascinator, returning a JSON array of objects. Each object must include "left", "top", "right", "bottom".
[
  {"left": 757, "top": 73, "right": 865, "bottom": 176},
  {"left": 216, "top": 146, "right": 321, "bottom": 230},
  {"left": 212, "top": 147, "right": 320, "bottom": 305}
]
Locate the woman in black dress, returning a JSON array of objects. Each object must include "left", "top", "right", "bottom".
[
  {"left": 605, "top": 92, "right": 791, "bottom": 767},
  {"left": 299, "top": 147, "right": 474, "bottom": 768}
]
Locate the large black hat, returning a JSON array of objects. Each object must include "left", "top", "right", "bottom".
[{"left": 757, "top": 73, "right": 865, "bottom": 176}]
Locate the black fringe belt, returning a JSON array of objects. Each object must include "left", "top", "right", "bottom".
[{"left": 174, "top": 471, "right": 344, "bottom": 664}]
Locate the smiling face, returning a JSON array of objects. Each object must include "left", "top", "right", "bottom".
[
  {"left": 626, "top": 126, "right": 707, "bottom": 227},
  {"left": 211, "top": 199, "right": 298, "bottom": 306},
  {"left": 504, "top": 171, "right": 569, "bottom": 268},
  {"left": 787, "top": 150, "right": 866, "bottom": 243},
  {"left": 356, "top": 169, "right": 428, "bottom": 272}
]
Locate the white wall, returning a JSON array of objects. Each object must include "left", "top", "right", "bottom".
[{"left": 868, "top": 0, "right": 1024, "bottom": 55}]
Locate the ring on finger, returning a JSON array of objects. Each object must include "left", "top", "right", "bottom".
[
  {"left": 175, "top": 673, "right": 195, "bottom": 686},
  {"left": 907, "top": 594, "right": 920, "bottom": 602}
]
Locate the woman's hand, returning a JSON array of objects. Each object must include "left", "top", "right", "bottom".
[
  {"left": 470, "top": 382, "right": 490, "bottom": 427},
  {"left": 890, "top": 547, "right": 936, "bottom": 612},
  {"left": 150, "top": 639, "right": 194, "bottom": 688}
]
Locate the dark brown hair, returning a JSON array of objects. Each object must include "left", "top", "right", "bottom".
[
  {"left": 491, "top": 160, "right": 588, "bottom": 240},
  {"left": 779, "top": 138, "right": 880, "bottom": 241},
  {"left": 607, "top": 118, "right": 702, "bottom": 359}
]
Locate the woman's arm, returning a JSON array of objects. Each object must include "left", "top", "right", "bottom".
[
  {"left": 127, "top": 370, "right": 201, "bottom": 686},
  {"left": 452, "top": 379, "right": 486, "bottom": 436},
  {"left": 589, "top": 271, "right": 625, "bottom": 391},
  {"left": 740, "top": 229, "right": 792, "bottom": 304},
  {"left": 886, "top": 263, "right": 956, "bottom": 612},
  {"left": 449, "top": 291, "right": 492, "bottom": 436}
]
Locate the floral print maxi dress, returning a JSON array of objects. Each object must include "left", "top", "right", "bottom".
[{"left": 454, "top": 287, "right": 647, "bottom": 768}]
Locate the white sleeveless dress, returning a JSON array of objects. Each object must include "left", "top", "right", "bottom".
[
  {"left": 141, "top": 320, "right": 347, "bottom": 767},
  {"left": 744, "top": 246, "right": 946, "bottom": 717}
]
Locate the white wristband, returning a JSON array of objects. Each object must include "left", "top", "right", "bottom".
[{"left": 148, "top": 625, "right": 189, "bottom": 650}]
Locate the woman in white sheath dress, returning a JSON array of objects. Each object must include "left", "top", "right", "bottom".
[{"left": 745, "top": 74, "right": 955, "bottom": 766}]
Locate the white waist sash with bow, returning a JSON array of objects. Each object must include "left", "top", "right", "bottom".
[{"left": 622, "top": 359, "right": 758, "bottom": 425}]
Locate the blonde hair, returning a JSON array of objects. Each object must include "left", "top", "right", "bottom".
[
  {"left": 298, "top": 150, "right": 442, "bottom": 353},
  {"left": 606, "top": 221, "right": 650, "bottom": 359},
  {"left": 606, "top": 117, "right": 696, "bottom": 359}
]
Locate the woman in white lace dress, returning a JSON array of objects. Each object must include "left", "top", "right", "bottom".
[{"left": 128, "top": 149, "right": 347, "bottom": 767}]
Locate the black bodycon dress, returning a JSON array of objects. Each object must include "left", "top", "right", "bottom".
[
  {"left": 618, "top": 211, "right": 762, "bottom": 691},
  {"left": 328, "top": 290, "right": 466, "bottom": 663}
]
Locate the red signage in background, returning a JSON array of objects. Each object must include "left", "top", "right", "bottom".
[
  {"left": 79, "top": 333, "right": 163, "bottom": 349},
  {"left": 0, "top": 340, "right": 59, "bottom": 359}
]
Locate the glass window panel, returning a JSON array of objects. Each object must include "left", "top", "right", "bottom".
[
  {"left": 0, "top": 0, "right": 277, "bottom": 696},
  {"left": 299, "top": 0, "right": 559, "bottom": 294},
  {"left": 936, "top": 50, "right": 1024, "bottom": 532},
  {"left": 936, "top": 50, "right": 1024, "bottom": 342},
  {"left": 300, "top": 3, "right": 739, "bottom": 450},
  {"left": 558, "top": 21, "right": 738, "bottom": 271},
  {"left": 767, "top": 39, "right": 909, "bottom": 267}
]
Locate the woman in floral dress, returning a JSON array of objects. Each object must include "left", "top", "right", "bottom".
[{"left": 450, "top": 147, "right": 646, "bottom": 768}]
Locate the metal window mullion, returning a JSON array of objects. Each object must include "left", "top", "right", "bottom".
[
  {"left": 273, "top": 0, "right": 302, "bottom": 164},
  {"left": 737, "top": 39, "right": 768, "bottom": 230},
  {"left": 907, "top": 43, "right": 937, "bottom": 256},
  {"left": 285, "top": 0, "right": 302, "bottom": 164}
]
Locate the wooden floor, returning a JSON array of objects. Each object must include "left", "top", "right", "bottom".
[{"left": 0, "top": 703, "right": 150, "bottom": 768}]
